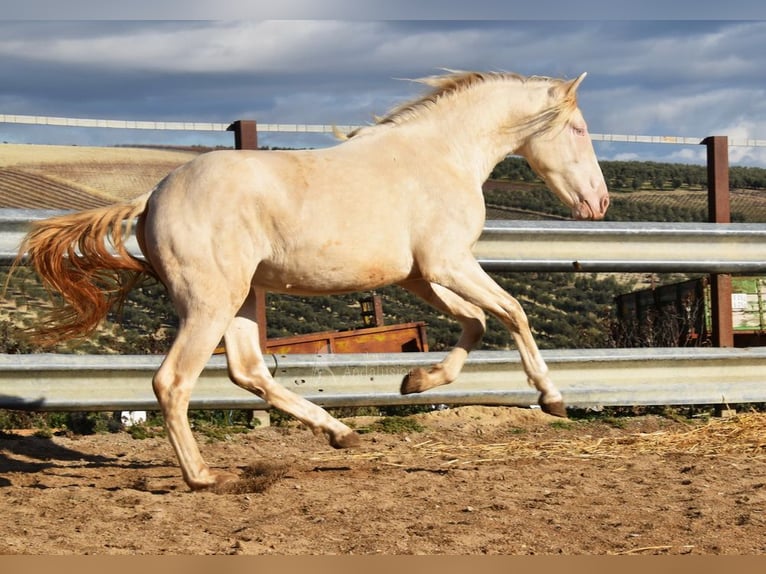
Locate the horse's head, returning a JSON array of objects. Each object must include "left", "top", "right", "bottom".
[{"left": 517, "top": 73, "right": 609, "bottom": 221}]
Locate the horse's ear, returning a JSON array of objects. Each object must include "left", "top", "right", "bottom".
[
  {"left": 550, "top": 72, "right": 587, "bottom": 100},
  {"left": 567, "top": 72, "right": 587, "bottom": 95}
]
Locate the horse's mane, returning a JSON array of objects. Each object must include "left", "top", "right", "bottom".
[{"left": 339, "top": 70, "right": 578, "bottom": 140}]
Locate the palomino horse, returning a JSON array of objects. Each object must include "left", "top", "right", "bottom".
[{"left": 17, "top": 71, "right": 608, "bottom": 490}]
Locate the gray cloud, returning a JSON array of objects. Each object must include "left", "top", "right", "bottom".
[
  {"left": 5, "top": 0, "right": 766, "bottom": 19},
  {"left": 1, "top": 20, "right": 766, "bottom": 165}
]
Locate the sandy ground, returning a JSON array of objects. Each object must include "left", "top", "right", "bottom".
[{"left": 1, "top": 405, "right": 765, "bottom": 555}]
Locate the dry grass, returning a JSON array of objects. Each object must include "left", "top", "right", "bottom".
[{"left": 310, "top": 412, "right": 766, "bottom": 468}]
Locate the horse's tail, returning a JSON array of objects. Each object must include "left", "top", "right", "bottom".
[{"left": 12, "top": 192, "right": 154, "bottom": 346}]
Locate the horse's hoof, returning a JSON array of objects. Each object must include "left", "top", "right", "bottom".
[
  {"left": 188, "top": 469, "right": 239, "bottom": 492},
  {"left": 400, "top": 368, "right": 427, "bottom": 395},
  {"left": 329, "top": 430, "right": 361, "bottom": 449},
  {"left": 539, "top": 398, "right": 567, "bottom": 418}
]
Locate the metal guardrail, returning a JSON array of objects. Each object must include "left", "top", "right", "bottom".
[
  {"left": 1, "top": 348, "right": 765, "bottom": 411},
  {"left": 2, "top": 210, "right": 765, "bottom": 413},
  {"left": 2, "top": 209, "right": 765, "bottom": 273},
  {"left": 0, "top": 209, "right": 142, "bottom": 262},
  {"left": 477, "top": 220, "right": 766, "bottom": 273}
]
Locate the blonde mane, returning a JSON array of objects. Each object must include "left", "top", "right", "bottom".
[{"left": 340, "top": 70, "right": 578, "bottom": 139}]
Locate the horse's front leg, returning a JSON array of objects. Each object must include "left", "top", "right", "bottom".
[
  {"left": 396, "top": 279, "right": 486, "bottom": 394},
  {"left": 424, "top": 257, "right": 566, "bottom": 417}
]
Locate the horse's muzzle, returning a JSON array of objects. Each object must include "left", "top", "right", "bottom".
[{"left": 573, "top": 193, "right": 609, "bottom": 220}]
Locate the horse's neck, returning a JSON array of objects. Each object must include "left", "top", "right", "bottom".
[{"left": 389, "top": 82, "right": 545, "bottom": 184}]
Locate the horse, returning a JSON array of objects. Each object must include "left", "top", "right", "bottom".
[{"left": 15, "top": 70, "right": 609, "bottom": 491}]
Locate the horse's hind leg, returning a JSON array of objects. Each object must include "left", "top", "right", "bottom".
[
  {"left": 152, "top": 307, "right": 240, "bottom": 490},
  {"left": 397, "top": 279, "right": 486, "bottom": 394},
  {"left": 223, "top": 288, "right": 360, "bottom": 448}
]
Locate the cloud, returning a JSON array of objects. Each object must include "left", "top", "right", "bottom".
[
  {"left": 1, "top": 20, "right": 766, "bottom": 166},
  {"left": 0, "top": 0, "right": 359, "bottom": 19},
  {"left": 0, "top": 22, "right": 345, "bottom": 74},
  {"left": 0, "top": 21, "right": 569, "bottom": 78},
  {"left": 5, "top": 0, "right": 766, "bottom": 19}
]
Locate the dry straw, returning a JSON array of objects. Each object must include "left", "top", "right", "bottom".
[{"left": 311, "top": 412, "right": 766, "bottom": 468}]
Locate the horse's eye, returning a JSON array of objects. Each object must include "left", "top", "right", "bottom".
[{"left": 572, "top": 125, "right": 586, "bottom": 136}]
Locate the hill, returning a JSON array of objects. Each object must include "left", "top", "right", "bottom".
[
  {"left": 489, "top": 157, "right": 766, "bottom": 223},
  {"left": 0, "top": 169, "right": 112, "bottom": 210},
  {"left": 0, "top": 143, "right": 200, "bottom": 208}
]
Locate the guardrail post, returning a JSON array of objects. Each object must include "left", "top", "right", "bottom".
[{"left": 703, "top": 135, "right": 734, "bottom": 348}]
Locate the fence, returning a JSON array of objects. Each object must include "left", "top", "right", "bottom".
[
  {"left": 2, "top": 213, "right": 765, "bottom": 273},
  {"left": 2, "top": 348, "right": 766, "bottom": 412},
  {"left": 4, "top": 113, "right": 766, "bottom": 148},
  {"left": 2, "top": 213, "right": 765, "bottom": 411},
  {"left": 1, "top": 117, "right": 765, "bottom": 412}
]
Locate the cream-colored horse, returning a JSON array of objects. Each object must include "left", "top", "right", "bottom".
[{"left": 17, "top": 71, "right": 608, "bottom": 491}]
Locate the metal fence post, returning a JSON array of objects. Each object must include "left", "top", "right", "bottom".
[{"left": 703, "top": 136, "right": 734, "bottom": 348}]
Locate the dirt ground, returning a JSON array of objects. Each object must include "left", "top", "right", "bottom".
[{"left": 1, "top": 405, "right": 765, "bottom": 555}]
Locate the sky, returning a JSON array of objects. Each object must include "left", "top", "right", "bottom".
[{"left": 2, "top": 10, "right": 766, "bottom": 166}]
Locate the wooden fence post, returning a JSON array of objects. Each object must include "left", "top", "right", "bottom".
[
  {"left": 702, "top": 136, "right": 734, "bottom": 348},
  {"left": 227, "top": 120, "right": 268, "bottom": 353},
  {"left": 227, "top": 120, "right": 258, "bottom": 151},
  {"left": 225, "top": 120, "right": 271, "bottom": 427}
]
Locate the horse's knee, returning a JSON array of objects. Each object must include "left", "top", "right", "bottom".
[{"left": 152, "top": 367, "right": 179, "bottom": 404}]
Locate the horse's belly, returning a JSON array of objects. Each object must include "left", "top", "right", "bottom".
[{"left": 254, "top": 255, "right": 412, "bottom": 295}]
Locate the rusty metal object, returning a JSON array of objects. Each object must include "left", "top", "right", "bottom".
[{"left": 265, "top": 322, "right": 428, "bottom": 354}]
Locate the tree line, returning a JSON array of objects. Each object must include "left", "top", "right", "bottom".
[
  {"left": 484, "top": 184, "right": 713, "bottom": 222},
  {"left": 491, "top": 157, "right": 766, "bottom": 192}
]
